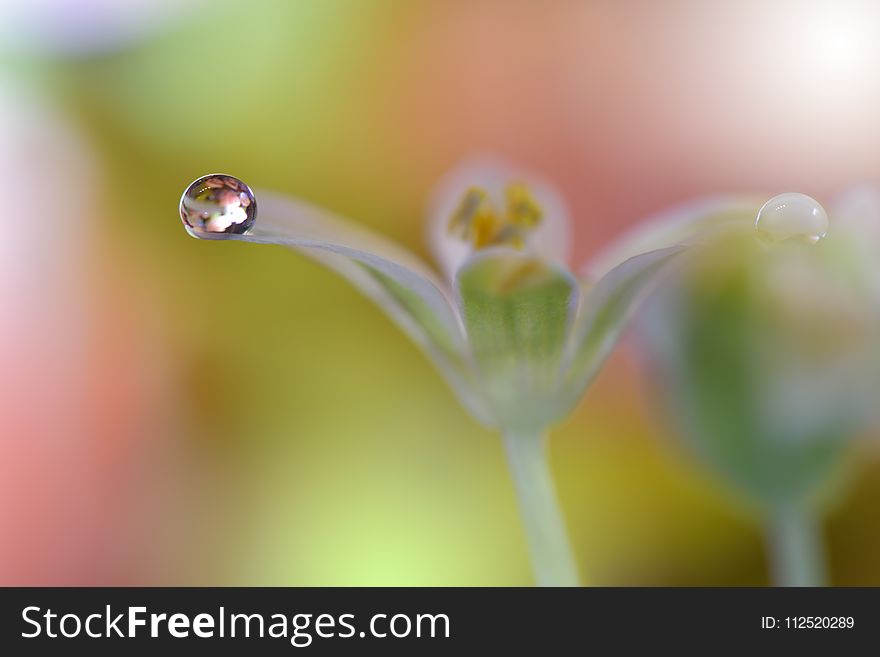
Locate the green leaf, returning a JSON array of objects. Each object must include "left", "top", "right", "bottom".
[{"left": 456, "top": 250, "right": 579, "bottom": 431}]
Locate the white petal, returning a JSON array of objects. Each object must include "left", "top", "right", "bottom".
[
  {"left": 582, "top": 196, "right": 761, "bottom": 282},
  {"left": 187, "top": 191, "right": 493, "bottom": 425},
  {"left": 832, "top": 184, "right": 880, "bottom": 237},
  {"left": 427, "top": 156, "right": 572, "bottom": 283},
  {"left": 829, "top": 185, "right": 880, "bottom": 296},
  {"left": 562, "top": 247, "right": 684, "bottom": 407}
]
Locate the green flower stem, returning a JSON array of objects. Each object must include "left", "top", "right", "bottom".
[
  {"left": 502, "top": 429, "right": 580, "bottom": 587},
  {"left": 766, "top": 500, "right": 827, "bottom": 587}
]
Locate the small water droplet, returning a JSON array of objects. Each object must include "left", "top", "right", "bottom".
[
  {"left": 180, "top": 174, "right": 256, "bottom": 236},
  {"left": 755, "top": 193, "right": 828, "bottom": 244}
]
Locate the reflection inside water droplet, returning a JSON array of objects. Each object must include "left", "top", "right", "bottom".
[
  {"left": 755, "top": 193, "right": 828, "bottom": 245},
  {"left": 180, "top": 174, "right": 256, "bottom": 236}
]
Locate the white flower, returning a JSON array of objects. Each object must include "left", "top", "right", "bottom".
[
  {"left": 182, "top": 158, "right": 751, "bottom": 433},
  {"left": 639, "top": 188, "right": 880, "bottom": 586},
  {"left": 180, "top": 157, "right": 752, "bottom": 585}
]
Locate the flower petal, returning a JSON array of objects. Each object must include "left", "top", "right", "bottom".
[
  {"left": 561, "top": 198, "right": 761, "bottom": 405},
  {"left": 831, "top": 185, "right": 880, "bottom": 302},
  {"left": 561, "top": 247, "right": 685, "bottom": 407},
  {"left": 428, "top": 157, "right": 572, "bottom": 283},
  {"left": 187, "top": 190, "right": 492, "bottom": 423},
  {"left": 638, "top": 236, "right": 874, "bottom": 503},
  {"left": 832, "top": 185, "right": 880, "bottom": 241},
  {"left": 455, "top": 249, "right": 579, "bottom": 431},
  {"left": 561, "top": 197, "right": 760, "bottom": 402},
  {"left": 582, "top": 196, "right": 760, "bottom": 282}
]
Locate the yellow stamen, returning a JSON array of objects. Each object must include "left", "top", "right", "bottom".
[
  {"left": 448, "top": 182, "right": 544, "bottom": 250},
  {"left": 505, "top": 183, "right": 542, "bottom": 228}
]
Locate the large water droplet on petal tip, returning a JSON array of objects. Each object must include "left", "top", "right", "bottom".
[
  {"left": 179, "top": 174, "right": 256, "bottom": 236},
  {"left": 755, "top": 193, "right": 828, "bottom": 245}
]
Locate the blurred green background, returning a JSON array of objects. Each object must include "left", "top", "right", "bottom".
[{"left": 1, "top": 0, "right": 878, "bottom": 585}]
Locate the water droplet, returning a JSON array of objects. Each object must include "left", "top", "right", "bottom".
[
  {"left": 180, "top": 174, "right": 256, "bottom": 236},
  {"left": 755, "top": 193, "right": 828, "bottom": 244}
]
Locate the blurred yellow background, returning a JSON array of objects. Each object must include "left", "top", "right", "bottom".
[{"left": 1, "top": 0, "right": 878, "bottom": 585}]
